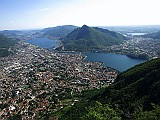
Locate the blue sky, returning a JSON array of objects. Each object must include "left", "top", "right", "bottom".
[{"left": 0, "top": 0, "right": 160, "bottom": 30}]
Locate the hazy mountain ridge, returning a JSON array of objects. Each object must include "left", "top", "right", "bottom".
[
  {"left": 101, "top": 25, "right": 160, "bottom": 34},
  {"left": 42, "top": 25, "right": 78, "bottom": 38}
]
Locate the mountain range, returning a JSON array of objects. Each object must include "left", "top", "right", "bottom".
[
  {"left": 42, "top": 25, "right": 78, "bottom": 38},
  {"left": 1, "top": 25, "right": 160, "bottom": 119}
]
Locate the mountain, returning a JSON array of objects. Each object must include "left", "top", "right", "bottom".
[
  {"left": 57, "top": 58, "right": 160, "bottom": 120},
  {"left": 0, "top": 34, "right": 18, "bottom": 57},
  {"left": 143, "top": 31, "right": 160, "bottom": 39},
  {"left": 62, "top": 25, "right": 127, "bottom": 51},
  {"left": 42, "top": 25, "right": 78, "bottom": 38},
  {"left": 0, "top": 30, "right": 23, "bottom": 38},
  {"left": 0, "top": 30, "right": 22, "bottom": 34}
]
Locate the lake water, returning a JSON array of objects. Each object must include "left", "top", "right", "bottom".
[
  {"left": 26, "top": 38, "right": 58, "bottom": 50},
  {"left": 25, "top": 38, "right": 146, "bottom": 72},
  {"left": 83, "top": 52, "right": 146, "bottom": 72},
  {"left": 127, "top": 33, "right": 147, "bottom": 36}
]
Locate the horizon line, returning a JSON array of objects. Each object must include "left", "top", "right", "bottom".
[{"left": 1, "top": 24, "right": 160, "bottom": 31}]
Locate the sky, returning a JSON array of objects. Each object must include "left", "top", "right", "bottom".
[{"left": 0, "top": 0, "right": 160, "bottom": 30}]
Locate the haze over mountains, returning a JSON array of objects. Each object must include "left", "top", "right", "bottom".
[
  {"left": 42, "top": 25, "right": 78, "bottom": 38},
  {"left": 1, "top": 24, "right": 160, "bottom": 39}
]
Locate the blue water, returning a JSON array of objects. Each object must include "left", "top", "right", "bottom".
[
  {"left": 127, "top": 33, "right": 147, "bottom": 36},
  {"left": 83, "top": 52, "right": 146, "bottom": 72},
  {"left": 26, "top": 38, "right": 58, "bottom": 50},
  {"left": 25, "top": 38, "right": 146, "bottom": 72}
]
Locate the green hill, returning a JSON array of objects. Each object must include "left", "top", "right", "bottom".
[
  {"left": 0, "top": 34, "right": 18, "bottom": 57},
  {"left": 62, "top": 25, "right": 127, "bottom": 51},
  {"left": 57, "top": 58, "right": 160, "bottom": 120},
  {"left": 42, "top": 25, "right": 78, "bottom": 38}
]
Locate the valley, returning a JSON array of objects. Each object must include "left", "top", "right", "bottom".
[
  {"left": 1, "top": 0, "right": 160, "bottom": 119},
  {"left": 0, "top": 25, "right": 160, "bottom": 119}
]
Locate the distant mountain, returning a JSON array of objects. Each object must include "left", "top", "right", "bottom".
[
  {"left": 0, "top": 34, "right": 18, "bottom": 57},
  {"left": 100, "top": 25, "right": 160, "bottom": 34},
  {"left": 42, "top": 25, "right": 78, "bottom": 38},
  {"left": 62, "top": 25, "right": 127, "bottom": 51},
  {"left": 58, "top": 58, "right": 160, "bottom": 120},
  {"left": 0, "top": 30, "right": 23, "bottom": 37},
  {"left": 0, "top": 30, "right": 22, "bottom": 34},
  {"left": 143, "top": 31, "right": 160, "bottom": 39}
]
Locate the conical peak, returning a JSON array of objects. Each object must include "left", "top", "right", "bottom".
[{"left": 82, "top": 25, "right": 89, "bottom": 28}]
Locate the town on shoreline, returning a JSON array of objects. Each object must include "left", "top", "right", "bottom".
[{"left": 0, "top": 41, "right": 118, "bottom": 119}]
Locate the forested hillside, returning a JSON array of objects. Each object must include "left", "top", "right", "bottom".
[
  {"left": 62, "top": 25, "right": 127, "bottom": 51},
  {"left": 56, "top": 58, "right": 160, "bottom": 120}
]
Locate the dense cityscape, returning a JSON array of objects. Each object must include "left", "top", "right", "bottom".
[{"left": 0, "top": 41, "right": 117, "bottom": 119}]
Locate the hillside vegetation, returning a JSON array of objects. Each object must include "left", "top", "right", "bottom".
[
  {"left": 62, "top": 25, "right": 127, "bottom": 51},
  {"left": 55, "top": 58, "right": 160, "bottom": 120}
]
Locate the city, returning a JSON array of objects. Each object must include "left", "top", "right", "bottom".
[{"left": 0, "top": 41, "right": 118, "bottom": 119}]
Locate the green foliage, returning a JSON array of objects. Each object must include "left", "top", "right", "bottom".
[
  {"left": 115, "top": 58, "right": 160, "bottom": 88},
  {"left": 55, "top": 58, "right": 160, "bottom": 120},
  {"left": 62, "top": 25, "right": 126, "bottom": 51},
  {"left": 132, "top": 105, "right": 160, "bottom": 120},
  {"left": 39, "top": 67, "right": 47, "bottom": 72},
  {"left": 8, "top": 114, "right": 22, "bottom": 120},
  {"left": 81, "top": 101, "right": 121, "bottom": 120}
]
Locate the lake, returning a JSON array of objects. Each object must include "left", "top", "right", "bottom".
[
  {"left": 83, "top": 52, "right": 146, "bottom": 72},
  {"left": 127, "top": 33, "right": 147, "bottom": 36},
  {"left": 25, "top": 38, "right": 146, "bottom": 72},
  {"left": 26, "top": 38, "right": 59, "bottom": 50}
]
